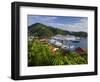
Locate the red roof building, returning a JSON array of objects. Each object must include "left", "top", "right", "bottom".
[{"left": 75, "top": 47, "right": 85, "bottom": 54}]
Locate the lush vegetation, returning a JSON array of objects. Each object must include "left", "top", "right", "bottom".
[
  {"left": 28, "top": 39, "right": 88, "bottom": 66},
  {"left": 28, "top": 23, "right": 88, "bottom": 66},
  {"left": 28, "top": 23, "right": 87, "bottom": 38}
]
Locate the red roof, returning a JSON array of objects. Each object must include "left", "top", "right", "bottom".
[{"left": 75, "top": 47, "right": 84, "bottom": 54}]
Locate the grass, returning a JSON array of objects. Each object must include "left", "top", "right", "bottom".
[{"left": 28, "top": 39, "right": 88, "bottom": 66}]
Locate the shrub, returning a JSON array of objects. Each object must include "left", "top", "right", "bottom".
[{"left": 28, "top": 39, "right": 88, "bottom": 66}]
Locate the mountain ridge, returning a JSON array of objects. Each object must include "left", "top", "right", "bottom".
[{"left": 28, "top": 23, "right": 87, "bottom": 38}]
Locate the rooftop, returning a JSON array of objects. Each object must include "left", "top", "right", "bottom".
[{"left": 51, "top": 35, "right": 77, "bottom": 41}]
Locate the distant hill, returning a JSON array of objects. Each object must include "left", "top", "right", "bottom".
[{"left": 28, "top": 23, "right": 87, "bottom": 38}]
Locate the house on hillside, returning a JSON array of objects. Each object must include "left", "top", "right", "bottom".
[
  {"left": 28, "top": 36, "right": 34, "bottom": 41},
  {"left": 75, "top": 47, "right": 85, "bottom": 54},
  {"left": 39, "top": 38, "right": 48, "bottom": 43}
]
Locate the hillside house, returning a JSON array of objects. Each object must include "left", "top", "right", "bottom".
[{"left": 28, "top": 36, "right": 34, "bottom": 41}]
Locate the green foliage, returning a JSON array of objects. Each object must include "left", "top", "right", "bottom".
[
  {"left": 52, "top": 50, "right": 65, "bottom": 65},
  {"left": 28, "top": 39, "right": 88, "bottom": 66},
  {"left": 70, "top": 31, "right": 87, "bottom": 37},
  {"left": 28, "top": 39, "right": 53, "bottom": 66},
  {"left": 28, "top": 23, "right": 53, "bottom": 37},
  {"left": 28, "top": 23, "right": 87, "bottom": 38}
]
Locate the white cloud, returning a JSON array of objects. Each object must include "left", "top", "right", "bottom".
[
  {"left": 65, "top": 18, "right": 88, "bottom": 32},
  {"left": 28, "top": 16, "right": 88, "bottom": 32},
  {"left": 46, "top": 18, "right": 88, "bottom": 32}
]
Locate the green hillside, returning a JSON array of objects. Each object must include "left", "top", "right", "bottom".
[{"left": 28, "top": 23, "right": 87, "bottom": 38}]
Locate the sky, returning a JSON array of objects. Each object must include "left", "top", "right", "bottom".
[{"left": 28, "top": 15, "right": 88, "bottom": 32}]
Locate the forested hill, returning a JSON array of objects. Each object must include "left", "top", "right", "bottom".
[{"left": 28, "top": 23, "right": 87, "bottom": 38}]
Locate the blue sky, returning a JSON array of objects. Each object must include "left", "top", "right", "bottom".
[{"left": 28, "top": 15, "right": 88, "bottom": 32}]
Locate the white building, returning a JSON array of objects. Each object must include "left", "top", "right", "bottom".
[
  {"left": 28, "top": 36, "right": 34, "bottom": 41},
  {"left": 49, "top": 35, "right": 87, "bottom": 51}
]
